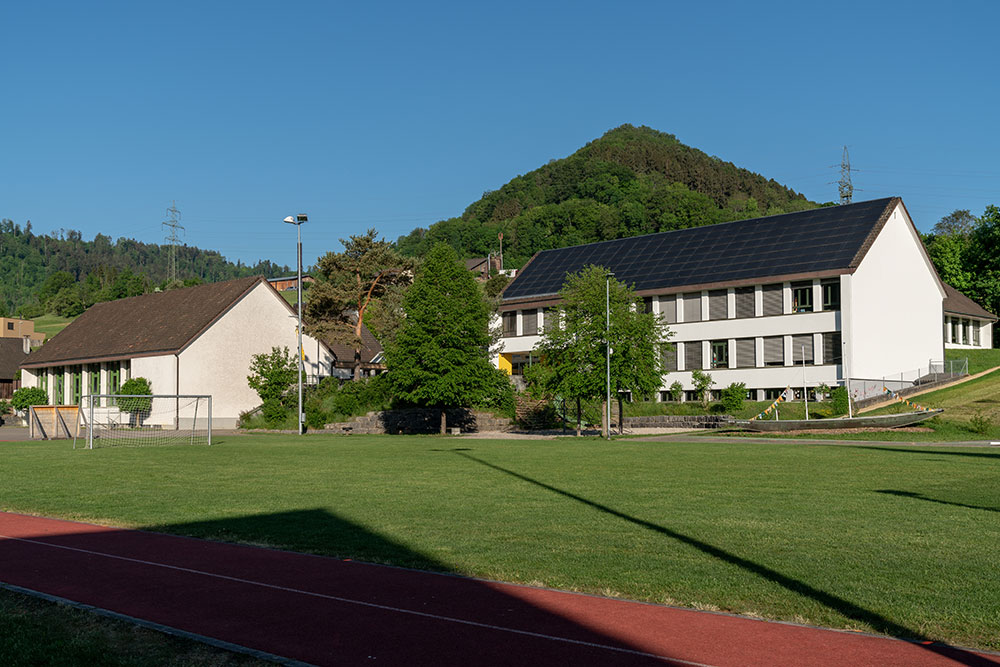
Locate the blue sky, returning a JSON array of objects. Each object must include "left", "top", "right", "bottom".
[{"left": 2, "top": 1, "right": 998, "bottom": 270}]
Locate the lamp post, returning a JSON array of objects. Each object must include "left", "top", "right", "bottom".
[
  {"left": 283, "top": 214, "right": 307, "bottom": 435},
  {"left": 606, "top": 271, "right": 614, "bottom": 440}
]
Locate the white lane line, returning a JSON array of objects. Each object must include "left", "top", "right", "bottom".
[{"left": 0, "top": 534, "right": 716, "bottom": 667}]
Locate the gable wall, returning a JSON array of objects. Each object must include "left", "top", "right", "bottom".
[
  {"left": 178, "top": 282, "right": 333, "bottom": 426},
  {"left": 844, "top": 203, "right": 944, "bottom": 379}
]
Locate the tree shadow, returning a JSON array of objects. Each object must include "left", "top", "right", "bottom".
[
  {"left": 846, "top": 446, "right": 1000, "bottom": 460},
  {"left": 875, "top": 489, "right": 1000, "bottom": 513},
  {"left": 454, "top": 452, "right": 998, "bottom": 667}
]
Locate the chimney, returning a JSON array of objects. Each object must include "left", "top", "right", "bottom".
[{"left": 23, "top": 337, "right": 30, "bottom": 354}]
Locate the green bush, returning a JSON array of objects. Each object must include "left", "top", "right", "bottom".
[
  {"left": 261, "top": 398, "right": 287, "bottom": 426},
  {"left": 247, "top": 347, "right": 298, "bottom": 403},
  {"left": 691, "top": 369, "right": 714, "bottom": 409},
  {"left": 970, "top": 411, "right": 993, "bottom": 435},
  {"left": 118, "top": 377, "right": 153, "bottom": 416},
  {"left": 720, "top": 382, "right": 747, "bottom": 414},
  {"left": 667, "top": 381, "right": 683, "bottom": 402},
  {"left": 831, "top": 386, "right": 850, "bottom": 416},
  {"left": 0, "top": 399, "right": 10, "bottom": 415},
  {"left": 11, "top": 387, "right": 48, "bottom": 412}
]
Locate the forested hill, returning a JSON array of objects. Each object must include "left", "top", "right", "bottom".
[
  {"left": 0, "top": 220, "right": 289, "bottom": 316},
  {"left": 396, "top": 125, "right": 821, "bottom": 268}
]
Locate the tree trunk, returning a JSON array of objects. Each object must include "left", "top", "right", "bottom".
[
  {"left": 617, "top": 397, "right": 624, "bottom": 435},
  {"left": 575, "top": 397, "right": 582, "bottom": 437},
  {"left": 353, "top": 345, "right": 362, "bottom": 381},
  {"left": 600, "top": 399, "right": 607, "bottom": 439},
  {"left": 440, "top": 408, "right": 447, "bottom": 435}
]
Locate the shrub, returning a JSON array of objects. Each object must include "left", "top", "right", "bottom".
[
  {"left": 247, "top": 347, "right": 298, "bottom": 403},
  {"left": 970, "top": 411, "right": 993, "bottom": 435},
  {"left": 720, "top": 382, "right": 747, "bottom": 414},
  {"left": 261, "top": 398, "right": 288, "bottom": 426},
  {"left": 11, "top": 387, "right": 48, "bottom": 412},
  {"left": 667, "top": 381, "right": 683, "bottom": 402},
  {"left": 690, "top": 369, "right": 714, "bottom": 409},
  {"left": 118, "top": 377, "right": 153, "bottom": 417},
  {"left": 831, "top": 386, "right": 850, "bottom": 416},
  {"left": 0, "top": 399, "right": 10, "bottom": 415}
]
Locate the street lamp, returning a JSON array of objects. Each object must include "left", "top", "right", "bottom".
[
  {"left": 606, "top": 271, "right": 614, "bottom": 440},
  {"left": 283, "top": 213, "right": 307, "bottom": 435}
]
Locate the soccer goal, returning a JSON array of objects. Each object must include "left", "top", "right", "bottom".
[{"left": 76, "top": 394, "right": 212, "bottom": 449}]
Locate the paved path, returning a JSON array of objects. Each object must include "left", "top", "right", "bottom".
[
  {"left": 635, "top": 433, "right": 1000, "bottom": 447},
  {"left": 0, "top": 513, "right": 996, "bottom": 666}
]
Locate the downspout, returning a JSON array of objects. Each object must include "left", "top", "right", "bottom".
[{"left": 175, "top": 353, "right": 180, "bottom": 430}]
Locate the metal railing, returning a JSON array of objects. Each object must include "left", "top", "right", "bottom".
[{"left": 845, "top": 358, "right": 968, "bottom": 401}]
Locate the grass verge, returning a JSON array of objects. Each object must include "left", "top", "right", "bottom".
[{"left": 0, "top": 434, "right": 997, "bottom": 650}]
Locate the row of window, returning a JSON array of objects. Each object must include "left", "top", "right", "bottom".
[
  {"left": 502, "top": 279, "right": 842, "bottom": 337},
  {"left": 945, "top": 316, "right": 983, "bottom": 346},
  {"left": 662, "top": 333, "right": 842, "bottom": 371},
  {"left": 37, "top": 362, "right": 128, "bottom": 406},
  {"left": 661, "top": 387, "right": 829, "bottom": 402}
]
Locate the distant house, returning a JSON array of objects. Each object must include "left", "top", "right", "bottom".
[
  {"left": 497, "top": 197, "right": 947, "bottom": 401},
  {"left": 465, "top": 257, "right": 499, "bottom": 282},
  {"left": 0, "top": 317, "right": 45, "bottom": 348},
  {"left": 943, "top": 283, "right": 995, "bottom": 349},
  {"left": 19, "top": 276, "right": 334, "bottom": 427},
  {"left": 324, "top": 319, "right": 386, "bottom": 379},
  {"left": 267, "top": 274, "right": 315, "bottom": 292},
  {"left": 0, "top": 338, "right": 30, "bottom": 399}
]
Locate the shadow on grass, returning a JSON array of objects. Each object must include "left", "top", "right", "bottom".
[
  {"left": 848, "top": 446, "right": 1000, "bottom": 460},
  {"left": 876, "top": 489, "right": 1000, "bottom": 513},
  {"left": 454, "top": 451, "right": 998, "bottom": 667}
]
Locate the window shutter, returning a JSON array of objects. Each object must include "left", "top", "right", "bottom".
[
  {"left": 736, "top": 338, "right": 756, "bottom": 368},
  {"left": 735, "top": 286, "right": 755, "bottom": 318},
  {"left": 684, "top": 341, "right": 703, "bottom": 371},
  {"left": 708, "top": 290, "right": 727, "bottom": 320},
  {"left": 792, "top": 334, "right": 813, "bottom": 363},
  {"left": 763, "top": 336, "right": 784, "bottom": 365},
  {"left": 661, "top": 344, "right": 677, "bottom": 371},
  {"left": 683, "top": 292, "right": 702, "bottom": 322},
  {"left": 502, "top": 312, "right": 516, "bottom": 336},
  {"left": 823, "top": 332, "right": 842, "bottom": 364},
  {"left": 522, "top": 309, "right": 537, "bottom": 336},
  {"left": 658, "top": 295, "right": 676, "bottom": 324},
  {"left": 762, "top": 284, "right": 783, "bottom": 316}
]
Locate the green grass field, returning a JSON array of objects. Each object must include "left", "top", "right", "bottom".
[
  {"left": 1, "top": 435, "right": 997, "bottom": 650},
  {"left": 946, "top": 347, "right": 1000, "bottom": 375},
  {"left": 31, "top": 314, "right": 77, "bottom": 339}
]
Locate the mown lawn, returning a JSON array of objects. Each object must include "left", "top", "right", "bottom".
[
  {"left": 0, "top": 435, "right": 997, "bottom": 651},
  {"left": 946, "top": 347, "right": 1000, "bottom": 375},
  {"left": 31, "top": 314, "right": 76, "bottom": 338}
]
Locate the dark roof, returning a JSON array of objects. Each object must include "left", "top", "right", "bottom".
[
  {"left": 267, "top": 274, "right": 312, "bottom": 282},
  {"left": 21, "top": 276, "right": 266, "bottom": 368},
  {"left": 943, "top": 283, "right": 996, "bottom": 320},
  {"left": 0, "top": 339, "right": 29, "bottom": 380},
  {"left": 465, "top": 257, "right": 488, "bottom": 271},
  {"left": 324, "top": 318, "right": 384, "bottom": 364},
  {"left": 502, "top": 198, "right": 900, "bottom": 301}
]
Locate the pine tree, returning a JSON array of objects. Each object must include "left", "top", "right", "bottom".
[{"left": 387, "top": 243, "right": 498, "bottom": 434}]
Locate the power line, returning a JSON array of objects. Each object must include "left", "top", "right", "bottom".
[
  {"left": 837, "top": 146, "right": 858, "bottom": 205},
  {"left": 162, "top": 201, "right": 185, "bottom": 282}
]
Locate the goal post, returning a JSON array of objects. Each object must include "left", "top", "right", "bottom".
[{"left": 78, "top": 394, "right": 212, "bottom": 449}]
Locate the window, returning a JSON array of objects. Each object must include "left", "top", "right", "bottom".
[
  {"left": 792, "top": 335, "right": 814, "bottom": 364},
  {"left": 708, "top": 290, "right": 727, "bottom": 320},
  {"left": 973, "top": 322, "right": 981, "bottom": 346},
  {"left": 502, "top": 312, "right": 517, "bottom": 337},
  {"left": 661, "top": 344, "right": 677, "bottom": 372},
  {"left": 823, "top": 332, "right": 842, "bottom": 364},
  {"left": 821, "top": 279, "right": 840, "bottom": 310},
  {"left": 710, "top": 340, "right": 729, "bottom": 368},
  {"left": 522, "top": 309, "right": 538, "bottom": 336},
  {"left": 683, "top": 292, "right": 702, "bottom": 322},
  {"left": 39, "top": 372, "right": 48, "bottom": 394},
  {"left": 963, "top": 319, "right": 971, "bottom": 345},
  {"left": 684, "top": 341, "right": 703, "bottom": 371},
  {"left": 89, "top": 364, "right": 102, "bottom": 406},
  {"left": 735, "top": 338, "right": 755, "bottom": 368},
  {"left": 762, "top": 284, "right": 783, "bottom": 316},
  {"left": 764, "top": 388, "right": 786, "bottom": 400},
  {"left": 642, "top": 297, "right": 654, "bottom": 314},
  {"left": 659, "top": 295, "right": 677, "bottom": 324},
  {"left": 684, "top": 390, "right": 701, "bottom": 402},
  {"left": 108, "top": 364, "right": 121, "bottom": 406},
  {"left": 71, "top": 367, "right": 82, "bottom": 405},
  {"left": 735, "top": 286, "right": 755, "bottom": 318},
  {"left": 791, "top": 281, "right": 813, "bottom": 313},
  {"left": 763, "top": 336, "right": 784, "bottom": 366},
  {"left": 951, "top": 318, "right": 960, "bottom": 344},
  {"left": 6, "top": 322, "right": 12, "bottom": 331},
  {"left": 53, "top": 368, "right": 64, "bottom": 404}
]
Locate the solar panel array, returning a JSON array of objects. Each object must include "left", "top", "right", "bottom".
[{"left": 502, "top": 198, "right": 896, "bottom": 300}]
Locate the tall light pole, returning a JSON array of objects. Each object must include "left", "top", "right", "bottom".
[
  {"left": 606, "top": 271, "right": 614, "bottom": 440},
  {"left": 284, "top": 214, "right": 307, "bottom": 435}
]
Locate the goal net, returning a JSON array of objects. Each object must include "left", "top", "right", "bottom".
[{"left": 77, "top": 394, "right": 212, "bottom": 449}]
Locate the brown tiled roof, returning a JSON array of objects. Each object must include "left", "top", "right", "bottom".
[
  {"left": 0, "top": 339, "right": 29, "bottom": 380},
  {"left": 21, "top": 276, "right": 266, "bottom": 368},
  {"left": 943, "top": 283, "right": 996, "bottom": 320},
  {"left": 465, "top": 257, "right": 487, "bottom": 271}
]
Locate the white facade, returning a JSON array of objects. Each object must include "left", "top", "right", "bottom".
[
  {"left": 22, "top": 281, "right": 334, "bottom": 428},
  {"left": 495, "top": 201, "right": 946, "bottom": 400}
]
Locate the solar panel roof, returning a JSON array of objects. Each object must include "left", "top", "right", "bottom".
[{"left": 502, "top": 197, "right": 899, "bottom": 301}]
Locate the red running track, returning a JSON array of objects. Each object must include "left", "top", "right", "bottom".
[{"left": 0, "top": 512, "right": 996, "bottom": 666}]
